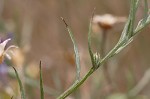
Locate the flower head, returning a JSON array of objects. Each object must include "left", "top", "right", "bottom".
[
  {"left": 93, "top": 14, "right": 127, "bottom": 30},
  {"left": 0, "top": 38, "right": 18, "bottom": 64}
]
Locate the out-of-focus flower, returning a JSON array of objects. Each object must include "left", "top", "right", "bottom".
[
  {"left": 11, "top": 48, "right": 25, "bottom": 67},
  {"left": 26, "top": 61, "right": 39, "bottom": 78},
  {"left": 64, "top": 51, "right": 75, "bottom": 66},
  {"left": 0, "top": 37, "right": 18, "bottom": 97},
  {"left": 0, "top": 38, "right": 18, "bottom": 64},
  {"left": 92, "top": 14, "right": 127, "bottom": 32}
]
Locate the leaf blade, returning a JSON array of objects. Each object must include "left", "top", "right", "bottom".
[
  {"left": 61, "top": 17, "right": 81, "bottom": 81},
  {"left": 40, "top": 61, "right": 44, "bottom": 99},
  {"left": 88, "top": 8, "right": 95, "bottom": 67},
  {"left": 13, "top": 67, "right": 26, "bottom": 99}
]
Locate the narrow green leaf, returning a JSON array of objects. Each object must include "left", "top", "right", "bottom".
[
  {"left": 134, "top": 1, "right": 150, "bottom": 35},
  {"left": 134, "top": 14, "right": 150, "bottom": 35},
  {"left": 13, "top": 67, "right": 26, "bottom": 99},
  {"left": 115, "top": 38, "right": 133, "bottom": 55},
  {"left": 119, "top": 0, "right": 139, "bottom": 41},
  {"left": 61, "top": 17, "right": 80, "bottom": 81},
  {"left": 135, "top": 0, "right": 149, "bottom": 27},
  {"left": 135, "top": 0, "right": 140, "bottom": 10},
  {"left": 40, "top": 61, "right": 44, "bottom": 99},
  {"left": 100, "top": 0, "right": 141, "bottom": 64},
  {"left": 61, "top": 17, "right": 81, "bottom": 81},
  {"left": 127, "top": 0, "right": 137, "bottom": 37},
  {"left": 88, "top": 8, "right": 95, "bottom": 67},
  {"left": 143, "top": 0, "right": 149, "bottom": 23},
  {"left": 119, "top": 18, "right": 130, "bottom": 42}
]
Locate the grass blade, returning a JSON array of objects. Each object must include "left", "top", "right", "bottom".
[
  {"left": 13, "top": 67, "right": 26, "bottom": 99},
  {"left": 40, "top": 61, "right": 44, "bottom": 99},
  {"left": 61, "top": 17, "right": 81, "bottom": 81}
]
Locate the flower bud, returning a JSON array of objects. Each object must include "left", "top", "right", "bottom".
[{"left": 93, "top": 52, "right": 101, "bottom": 69}]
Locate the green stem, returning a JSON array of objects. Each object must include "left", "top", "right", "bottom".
[
  {"left": 57, "top": 5, "right": 150, "bottom": 99},
  {"left": 57, "top": 40, "right": 123, "bottom": 99},
  {"left": 57, "top": 68, "right": 95, "bottom": 99},
  {"left": 100, "top": 29, "right": 107, "bottom": 58},
  {"left": 101, "top": 29, "right": 113, "bottom": 93}
]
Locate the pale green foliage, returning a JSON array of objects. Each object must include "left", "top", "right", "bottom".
[
  {"left": 57, "top": 0, "right": 150, "bottom": 98},
  {"left": 61, "top": 17, "right": 81, "bottom": 81},
  {"left": 13, "top": 0, "right": 150, "bottom": 99},
  {"left": 13, "top": 67, "right": 26, "bottom": 99}
]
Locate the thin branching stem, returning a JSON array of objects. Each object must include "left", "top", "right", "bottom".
[
  {"left": 57, "top": 0, "right": 150, "bottom": 98},
  {"left": 128, "top": 68, "right": 150, "bottom": 97},
  {"left": 100, "top": 29, "right": 112, "bottom": 92},
  {"left": 57, "top": 67, "right": 95, "bottom": 99},
  {"left": 57, "top": 40, "right": 126, "bottom": 99}
]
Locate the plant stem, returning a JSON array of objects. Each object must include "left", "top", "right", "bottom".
[
  {"left": 100, "top": 29, "right": 107, "bottom": 58},
  {"left": 57, "top": 7, "right": 150, "bottom": 99},
  {"left": 57, "top": 40, "right": 123, "bottom": 99},
  {"left": 57, "top": 68, "right": 95, "bottom": 99},
  {"left": 100, "top": 29, "right": 113, "bottom": 94},
  {"left": 128, "top": 68, "right": 150, "bottom": 97}
]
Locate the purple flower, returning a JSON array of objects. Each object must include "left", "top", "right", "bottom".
[{"left": 0, "top": 62, "right": 9, "bottom": 84}]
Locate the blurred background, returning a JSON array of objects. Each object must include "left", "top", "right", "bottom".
[{"left": 0, "top": 0, "right": 150, "bottom": 99}]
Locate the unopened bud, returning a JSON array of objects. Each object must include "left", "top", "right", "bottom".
[{"left": 93, "top": 52, "right": 101, "bottom": 69}]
